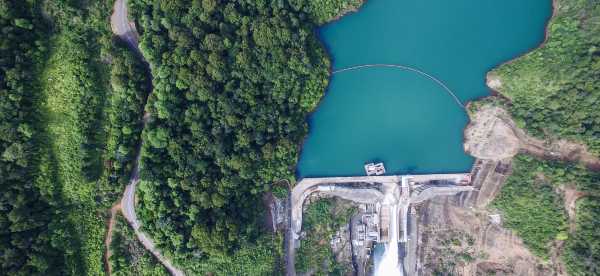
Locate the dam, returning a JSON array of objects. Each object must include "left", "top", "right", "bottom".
[{"left": 287, "top": 172, "right": 474, "bottom": 275}]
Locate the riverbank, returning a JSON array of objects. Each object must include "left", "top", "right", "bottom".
[
  {"left": 464, "top": 103, "right": 600, "bottom": 171},
  {"left": 483, "top": 0, "right": 556, "bottom": 93},
  {"left": 299, "top": 0, "right": 550, "bottom": 178}
]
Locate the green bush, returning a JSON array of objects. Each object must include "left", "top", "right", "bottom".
[
  {"left": 491, "top": 155, "right": 568, "bottom": 259},
  {"left": 494, "top": 0, "right": 600, "bottom": 153},
  {"left": 296, "top": 198, "right": 355, "bottom": 274},
  {"left": 109, "top": 214, "right": 169, "bottom": 276},
  {"left": 563, "top": 197, "right": 600, "bottom": 275}
]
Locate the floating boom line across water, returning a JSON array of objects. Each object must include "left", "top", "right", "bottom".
[{"left": 332, "top": 64, "right": 465, "bottom": 108}]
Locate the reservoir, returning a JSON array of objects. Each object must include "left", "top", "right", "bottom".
[{"left": 297, "top": 0, "right": 551, "bottom": 178}]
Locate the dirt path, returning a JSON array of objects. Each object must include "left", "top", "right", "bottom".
[
  {"left": 104, "top": 203, "right": 121, "bottom": 276},
  {"left": 561, "top": 185, "right": 587, "bottom": 232}
]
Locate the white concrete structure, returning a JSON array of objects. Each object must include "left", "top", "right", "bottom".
[
  {"left": 365, "top": 162, "right": 386, "bottom": 175},
  {"left": 287, "top": 172, "right": 475, "bottom": 276}
]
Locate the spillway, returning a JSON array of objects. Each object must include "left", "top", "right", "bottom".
[{"left": 374, "top": 204, "right": 402, "bottom": 276}]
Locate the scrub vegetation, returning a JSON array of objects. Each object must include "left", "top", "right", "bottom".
[
  {"left": 492, "top": 155, "right": 600, "bottom": 273},
  {"left": 493, "top": 0, "right": 600, "bottom": 153},
  {"left": 1, "top": 0, "right": 114, "bottom": 274},
  {"left": 491, "top": 1, "right": 600, "bottom": 274},
  {"left": 491, "top": 155, "right": 568, "bottom": 259},
  {"left": 563, "top": 197, "right": 600, "bottom": 275},
  {"left": 109, "top": 214, "right": 168, "bottom": 276},
  {"left": 423, "top": 230, "right": 482, "bottom": 275},
  {"left": 37, "top": 1, "right": 116, "bottom": 274},
  {"left": 295, "top": 198, "right": 356, "bottom": 274}
]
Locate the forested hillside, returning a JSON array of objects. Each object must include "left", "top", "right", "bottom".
[
  {"left": 1, "top": 0, "right": 156, "bottom": 274},
  {"left": 126, "top": 0, "right": 362, "bottom": 273},
  {"left": 494, "top": 0, "right": 600, "bottom": 153},
  {"left": 492, "top": 155, "right": 600, "bottom": 274},
  {"left": 490, "top": 1, "right": 600, "bottom": 274},
  {"left": 0, "top": 1, "right": 64, "bottom": 274},
  {"left": 2, "top": 0, "right": 364, "bottom": 274}
]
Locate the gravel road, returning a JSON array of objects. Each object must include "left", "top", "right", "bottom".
[{"left": 111, "top": 1, "right": 184, "bottom": 275}]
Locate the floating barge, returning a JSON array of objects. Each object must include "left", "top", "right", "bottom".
[{"left": 364, "top": 162, "right": 386, "bottom": 176}]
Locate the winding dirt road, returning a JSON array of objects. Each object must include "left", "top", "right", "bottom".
[{"left": 110, "top": 1, "right": 184, "bottom": 275}]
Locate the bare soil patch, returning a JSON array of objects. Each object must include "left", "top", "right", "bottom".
[
  {"left": 464, "top": 106, "right": 520, "bottom": 161},
  {"left": 417, "top": 196, "right": 561, "bottom": 276},
  {"left": 464, "top": 103, "right": 600, "bottom": 170},
  {"left": 104, "top": 203, "right": 122, "bottom": 276},
  {"left": 558, "top": 185, "right": 587, "bottom": 232}
]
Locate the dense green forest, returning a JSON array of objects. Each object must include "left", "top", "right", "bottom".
[
  {"left": 493, "top": 0, "right": 600, "bottom": 153},
  {"left": 105, "top": 39, "right": 151, "bottom": 189},
  {"left": 125, "top": 0, "right": 361, "bottom": 273},
  {"left": 109, "top": 214, "right": 168, "bottom": 276},
  {"left": 0, "top": 1, "right": 63, "bottom": 274},
  {"left": 1, "top": 0, "right": 155, "bottom": 274},
  {"left": 37, "top": 1, "right": 117, "bottom": 274},
  {"left": 295, "top": 198, "right": 355, "bottom": 274},
  {"left": 2, "top": 0, "right": 364, "bottom": 274},
  {"left": 492, "top": 155, "right": 600, "bottom": 274}
]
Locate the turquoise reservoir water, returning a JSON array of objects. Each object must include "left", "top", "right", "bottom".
[{"left": 297, "top": 0, "right": 551, "bottom": 178}]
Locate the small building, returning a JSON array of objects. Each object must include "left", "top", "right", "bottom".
[
  {"left": 365, "top": 162, "right": 386, "bottom": 176},
  {"left": 458, "top": 174, "right": 472, "bottom": 185}
]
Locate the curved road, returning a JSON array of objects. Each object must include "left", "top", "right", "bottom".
[
  {"left": 111, "top": 1, "right": 184, "bottom": 275},
  {"left": 332, "top": 64, "right": 465, "bottom": 108}
]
